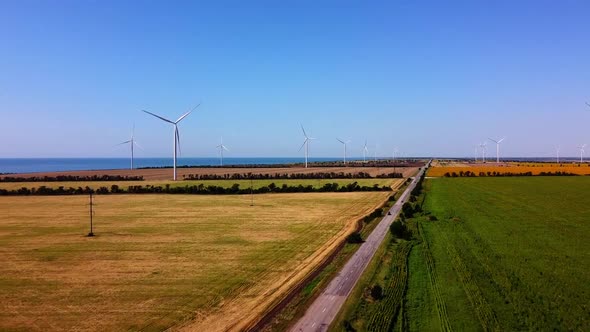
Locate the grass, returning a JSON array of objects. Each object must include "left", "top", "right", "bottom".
[
  {"left": 336, "top": 177, "right": 590, "bottom": 331},
  {"left": 0, "top": 192, "right": 390, "bottom": 331},
  {"left": 0, "top": 178, "right": 402, "bottom": 191}
]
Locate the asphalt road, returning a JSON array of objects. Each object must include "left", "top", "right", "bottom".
[{"left": 288, "top": 162, "right": 429, "bottom": 332}]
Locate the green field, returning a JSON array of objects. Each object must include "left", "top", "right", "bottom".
[
  {"left": 0, "top": 192, "right": 390, "bottom": 331},
  {"left": 0, "top": 178, "right": 400, "bottom": 191},
  {"left": 336, "top": 177, "right": 590, "bottom": 331}
]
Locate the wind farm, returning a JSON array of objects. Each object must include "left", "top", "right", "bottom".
[{"left": 1, "top": 2, "right": 590, "bottom": 332}]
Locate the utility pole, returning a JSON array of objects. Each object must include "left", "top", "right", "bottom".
[{"left": 87, "top": 192, "right": 95, "bottom": 237}]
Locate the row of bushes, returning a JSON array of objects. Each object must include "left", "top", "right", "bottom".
[
  {"left": 0, "top": 175, "right": 144, "bottom": 182},
  {"left": 183, "top": 171, "right": 403, "bottom": 180},
  {"left": 141, "top": 161, "right": 424, "bottom": 169},
  {"left": 443, "top": 171, "right": 578, "bottom": 177},
  {"left": 0, "top": 182, "right": 393, "bottom": 196}
]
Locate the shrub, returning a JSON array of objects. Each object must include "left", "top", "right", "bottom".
[
  {"left": 371, "top": 284, "right": 383, "bottom": 300},
  {"left": 346, "top": 232, "right": 363, "bottom": 244}
]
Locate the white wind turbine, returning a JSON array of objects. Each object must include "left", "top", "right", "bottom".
[
  {"left": 116, "top": 125, "right": 142, "bottom": 170},
  {"left": 216, "top": 137, "right": 229, "bottom": 166},
  {"left": 480, "top": 142, "right": 488, "bottom": 163},
  {"left": 488, "top": 137, "right": 505, "bottom": 163},
  {"left": 299, "top": 125, "right": 316, "bottom": 168},
  {"left": 473, "top": 145, "right": 479, "bottom": 163},
  {"left": 578, "top": 144, "right": 586, "bottom": 163},
  {"left": 392, "top": 147, "right": 399, "bottom": 163},
  {"left": 555, "top": 145, "right": 560, "bottom": 163},
  {"left": 143, "top": 105, "right": 199, "bottom": 180},
  {"left": 362, "top": 140, "right": 369, "bottom": 163},
  {"left": 337, "top": 138, "right": 351, "bottom": 165}
]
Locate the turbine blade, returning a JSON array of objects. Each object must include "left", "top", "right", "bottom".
[
  {"left": 133, "top": 141, "right": 144, "bottom": 150},
  {"left": 223, "top": 145, "right": 229, "bottom": 151},
  {"left": 142, "top": 110, "right": 174, "bottom": 124},
  {"left": 298, "top": 139, "right": 307, "bottom": 152},
  {"left": 488, "top": 138, "right": 497, "bottom": 143},
  {"left": 116, "top": 140, "right": 132, "bottom": 146},
  {"left": 300, "top": 124, "right": 308, "bottom": 138},
  {"left": 498, "top": 138, "right": 505, "bottom": 143},
  {"left": 175, "top": 109, "right": 193, "bottom": 123},
  {"left": 337, "top": 138, "right": 344, "bottom": 144}
]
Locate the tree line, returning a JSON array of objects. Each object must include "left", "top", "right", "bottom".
[
  {"left": 182, "top": 171, "right": 403, "bottom": 180},
  {"left": 0, "top": 175, "right": 144, "bottom": 182},
  {"left": 0, "top": 182, "right": 392, "bottom": 196}
]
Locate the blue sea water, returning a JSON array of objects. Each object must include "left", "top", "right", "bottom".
[{"left": 0, "top": 157, "right": 348, "bottom": 174}]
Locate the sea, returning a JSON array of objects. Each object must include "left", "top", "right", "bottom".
[{"left": 0, "top": 158, "right": 347, "bottom": 174}]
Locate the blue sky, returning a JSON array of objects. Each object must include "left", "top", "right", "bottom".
[{"left": 1, "top": 0, "right": 589, "bottom": 158}]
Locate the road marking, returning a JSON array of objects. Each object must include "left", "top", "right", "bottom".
[
  {"left": 322, "top": 307, "right": 326, "bottom": 312},
  {"left": 312, "top": 322, "right": 316, "bottom": 328}
]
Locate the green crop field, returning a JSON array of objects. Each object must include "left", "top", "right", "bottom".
[
  {"left": 336, "top": 177, "right": 590, "bottom": 331},
  {"left": 0, "top": 192, "right": 390, "bottom": 331},
  {"left": 0, "top": 178, "right": 401, "bottom": 191}
]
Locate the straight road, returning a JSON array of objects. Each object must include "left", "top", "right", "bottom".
[{"left": 288, "top": 161, "right": 430, "bottom": 332}]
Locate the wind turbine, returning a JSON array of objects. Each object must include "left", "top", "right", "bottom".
[
  {"left": 392, "top": 147, "right": 399, "bottom": 163},
  {"left": 555, "top": 145, "right": 560, "bottom": 163},
  {"left": 480, "top": 142, "right": 488, "bottom": 163},
  {"left": 578, "top": 144, "right": 586, "bottom": 163},
  {"left": 337, "top": 138, "right": 351, "bottom": 165},
  {"left": 216, "top": 137, "right": 229, "bottom": 166},
  {"left": 362, "top": 140, "right": 369, "bottom": 163},
  {"left": 142, "top": 105, "right": 199, "bottom": 180},
  {"left": 116, "top": 125, "right": 142, "bottom": 170},
  {"left": 299, "top": 125, "right": 316, "bottom": 168},
  {"left": 586, "top": 102, "right": 590, "bottom": 109},
  {"left": 473, "top": 145, "right": 479, "bottom": 163},
  {"left": 488, "top": 137, "right": 505, "bottom": 163}
]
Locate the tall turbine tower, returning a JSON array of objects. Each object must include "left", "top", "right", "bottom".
[
  {"left": 143, "top": 105, "right": 199, "bottom": 180},
  {"left": 363, "top": 140, "right": 369, "bottom": 163},
  {"left": 337, "top": 138, "right": 351, "bottom": 165},
  {"left": 216, "top": 137, "right": 229, "bottom": 166},
  {"left": 480, "top": 142, "right": 488, "bottom": 163},
  {"left": 579, "top": 144, "right": 587, "bottom": 163},
  {"left": 116, "top": 125, "right": 142, "bottom": 170},
  {"left": 299, "top": 125, "right": 315, "bottom": 168},
  {"left": 555, "top": 145, "right": 560, "bottom": 163},
  {"left": 488, "top": 137, "right": 505, "bottom": 163},
  {"left": 392, "top": 147, "right": 399, "bottom": 163}
]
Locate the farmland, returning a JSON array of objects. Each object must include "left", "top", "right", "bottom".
[
  {"left": 1, "top": 165, "right": 419, "bottom": 181},
  {"left": 427, "top": 162, "right": 590, "bottom": 177},
  {"left": 0, "top": 192, "right": 390, "bottom": 331},
  {"left": 0, "top": 178, "right": 403, "bottom": 192},
  {"left": 335, "top": 177, "right": 590, "bottom": 331}
]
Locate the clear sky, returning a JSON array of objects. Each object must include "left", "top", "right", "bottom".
[{"left": 1, "top": 0, "right": 589, "bottom": 159}]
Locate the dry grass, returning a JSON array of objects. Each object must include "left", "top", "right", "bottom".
[
  {"left": 0, "top": 166, "right": 418, "bottom": 181},
  {"left": 427, "top": 163, "right": 590, "bottom": 177},
  {"left": 0, "top": 178, "right": 403, "bottom": 191},
  {"left": 0, "top": 192, "right": 390, "bottom": 331}
]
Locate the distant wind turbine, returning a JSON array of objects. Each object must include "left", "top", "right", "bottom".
[
  {"left": 555, "top": 145, "right": 560, "bottom": 163},
  {"left": 392, "top": 147, "right": 399, "bottom": 163},
  {"left": 116, "top": 124, "right": 142, "bottom": 170},
  {"left": 142, "top": 104, "right": 199, "bottom": 180},
  {"left": 362, "top": 140, "right": 369, "bottom": 163},
  {"left": 480, "top": 142, "right": 488, "bottom": 163},
  {"left": 337, "top": 138, "right": 351, "bottom": 165},
  {"left": 216, "top": 137, "right": 229, "bottom": 166},
  {"left": 488, "top": 137, "right": 505, "bottom": 163},
  {"left": 473, "top": 145, "right": 479, "bottom": 163},
  {"left": 299, "top": 125, "right": 316, "bottom": 168},
  {"left": 579, "top": 144, "right": 586, "bottom": 163},
  {"left": 586, "top": 101, "right": 590, "bottom": 109}
]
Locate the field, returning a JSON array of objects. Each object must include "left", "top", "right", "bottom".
[
  {"left": 1, "top": 166, "right": 419, "bottom": 181},
  {"left": 427, "top": 162, "right": 590, "bottom": 176},
  {"left": 0, "top": 192, "right": 391, "bottom": 331},
  {"left": 336, "top": 177, "right": 590, "bottom": 331},
  {"left": 0, "top": 178, "right": 403, "bottom": 192}
]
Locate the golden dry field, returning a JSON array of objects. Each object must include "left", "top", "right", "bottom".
[
  {"left": 0, "top": 166, "right": 419, "bottom": 181},
  {"left": 0, "top": 192, "right": 389, "bottom": 331},
  {"left": 427, "top": 162, "right": 590, "bottom": 177},
  {"left": 0, "top": 178, "right": 403, "bottom": 191}
]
